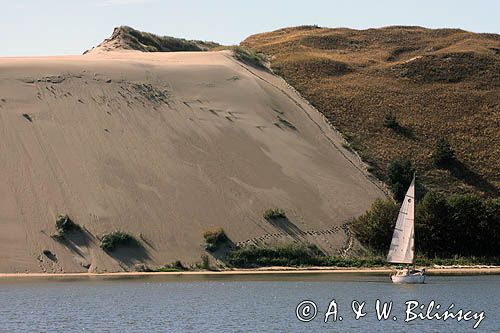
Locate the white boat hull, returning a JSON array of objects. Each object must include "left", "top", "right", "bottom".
[{"left": 391, "top": 271, "right": 426, "bottom": 284}]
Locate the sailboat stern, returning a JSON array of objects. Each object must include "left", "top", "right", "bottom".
[{"left": 390, "top": 269, "right": 426, "bottom": 284}]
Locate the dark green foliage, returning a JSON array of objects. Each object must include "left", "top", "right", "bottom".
[
  {"left": 263, "top": 208, "right": 287, "bottom": 220},
  {"left": 351, "top": 199, "right": 399, "bottom": 252},
  {"left": 203, "top": 228, "right": 229, "bottom": 251},
  {"left": 415, "top": 256, "right": 500, "bottom": 266},
  {"left": 228, "top": 243, "right": 324, "bottom": 268},
  {"left": 227, "top": 241, "right": 498, "bottom": 268},
  {"left": 227, "top": 243, "right": 387, "bottom": 268},
  {"left": 444, "top": 194, "right": 498, "bottom": 256},
  {"left": 232, "top": 46, "right": 268, "bottom": 70},
  {"left": 383, "top": 113, "right": 399, "bottom": 129},
  {"left": 387, "top": 158, "right": 415, "bottom": 201},
  {"left": 100, "top": 231, "right": 139, "bottom": 251},
  {"left": 200, "top": 254, "right": 210, "bottom": 270},
  {"left": 55, "top": 215, "right": 80, "bottom": 237},
  {"left": 353, "top": 191, "right": 500, "bottom": 258},
  {"left": 320, "top": 256, "right": 386, "bottom": 267},
  {"left": 432, "top": 137, "right": 455, "bottom": 167},
  {"left": 415, "top": 191, "right": 450, "bottom": 255}
]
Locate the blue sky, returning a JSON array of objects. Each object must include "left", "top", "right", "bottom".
[{"left": 1, "top": 0, "right": 499, "bottom": 56}]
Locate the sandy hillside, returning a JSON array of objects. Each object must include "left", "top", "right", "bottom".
[
  {"left": 0, "top": 50, "right": 384, "bottom": 273},
  {"left": 243, "top": 26, "right": 500, "bottom": 196}
]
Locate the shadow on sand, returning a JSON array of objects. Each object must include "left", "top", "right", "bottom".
[
  {"left": 52, "top": 227, "right": 94, "bottom": 258},
  {"left": 106, "top": 244, "right": 151, "bottom": 268},
  {"left": 265, "top": 216, "right": 305, "bottom": 239}
]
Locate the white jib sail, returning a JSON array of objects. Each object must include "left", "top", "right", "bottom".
[{"left": 387, "top": 176, "right": 415, "bottom": 264}]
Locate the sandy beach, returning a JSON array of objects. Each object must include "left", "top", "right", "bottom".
[{"left": 1, "top": 266, "right": 499, "bottom": 280}]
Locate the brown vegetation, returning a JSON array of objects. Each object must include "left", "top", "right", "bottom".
[
  {"left": 242, "top": 26, "right": 500, "bottom": 196},
  {"left": 86, "top": 26, "right": 220, "bottom": 54}
]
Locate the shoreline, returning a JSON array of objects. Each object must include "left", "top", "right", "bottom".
[{"left": 1, "top": 266, "right": 500, "bottom": 280}]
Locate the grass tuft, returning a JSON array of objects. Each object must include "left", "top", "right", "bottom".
[
  {"left": 263, "top": 208, "right": 287, "bottom": 220},
  {"left": 203, "top": 228, "right": 229, "bottom": 251}
]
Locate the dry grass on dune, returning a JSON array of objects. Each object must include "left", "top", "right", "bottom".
[
  {"left": 242, "top": 25, "right": 500, "bottom": 196},
  {"left": 86, "top": 26, "right": 220, "bottom": 54}
]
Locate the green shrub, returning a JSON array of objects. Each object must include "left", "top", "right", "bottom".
[
  {"left": 100, "top": 231, "right": 139, "bottom": 251},
  {"left": 55, "top": 215, "right": 80, "bottom": 237},
  {"left": 321, "top": 256, "right": 386, "bottom": 267},
  {"left": 200, "top": 254, "right": 210, "bottom": 270},
  {"left": 228, "top": 243, "right": 324, "bottom": 268},
  {"left": 432, "top": 137, "right": 455, "bottom": 167},
  {"left": 203, "top": 228, "right": 229, "bottom": 251},
  {"left": 415, "top": 191, "right": 449, "bottom": 255},
  {"left": 228, "top": 243, "right": 387, "bottom": 268},
  {"left": 352, "top": 190, "right": 500, "bottom": 258},
  {"left": 387, "top": 158, "right": 415, "bottom": 201},
  {"left": 415, "top": 256, "right": 500, "bottom": 266},
  {"left": 263, "top": 208, "right": 287, "bottom": 220},
  {"left": 383, "top": 113, "right": 399, "bottom": 129},
  {"left": 351, "top": 199, "right": 399, "bottom": 252}
]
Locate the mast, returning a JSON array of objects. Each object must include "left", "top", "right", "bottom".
[{"left": 412, "top": 172, "right": 416, "bottom": 268}]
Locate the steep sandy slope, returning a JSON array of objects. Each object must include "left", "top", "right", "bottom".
[{"left": 0, "top": 50, "right": 384, "bottom": 273}]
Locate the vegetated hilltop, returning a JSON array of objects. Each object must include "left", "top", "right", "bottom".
[
  {"left": 0, "top": 28, "right": 384, "bottom": 273},
  {"left": 242, "top": 25, "right": 500, "bottom": 196},
  {"left": 85, "top": 26, "right": 220, "bottom": 54}
]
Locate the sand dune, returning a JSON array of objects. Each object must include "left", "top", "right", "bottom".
[{"left": 0, "top": 50, "right": 384, "bottom": 273}]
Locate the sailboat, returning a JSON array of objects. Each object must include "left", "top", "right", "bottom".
[{"left": 387, "top": 173, "right": 426, "bottom": 284}]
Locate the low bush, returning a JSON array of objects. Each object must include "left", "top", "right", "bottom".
[
  {"left": 55, "top": 215, "right": 80, "bottom": 237},
  {"left": 203, "top": 228, "right": 229, "bottom": 251},
  {"left": 100, "top": 231, "right": 139, "bottom": 251},
  {"left": 200, "top": 254, "right": 210, "bottom": 270},
  {"left": 227, "top": 243, "right": 387, "bottom": 268},
  {"left": 263, "top": 208, "right": 286, "bottom": 220},
  {"left": 383, "top": 113, "right": 399, "bottom": 129},
  {"left": 351, "top": 199, "right": 399, "bottom": 252},
  {"left": 228, "top": 243, "right": 323, "bottom": 268},
  {"left": 232, "top": 46, "right": 268, "bottom": 70},
  {"left": 414, "top": 256, "right": 500, "bottom": 267}
]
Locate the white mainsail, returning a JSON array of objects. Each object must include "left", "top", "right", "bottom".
[{"left": 387, "top": 175, "right": 415, "bottom": 264}]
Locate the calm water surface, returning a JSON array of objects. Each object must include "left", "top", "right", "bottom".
[{"left": 0, "top": 274, "right": 498, "bottom": 332}]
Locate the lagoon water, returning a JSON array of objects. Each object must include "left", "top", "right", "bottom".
[{"left": 0, "top": 274, "right": 498, "bottom": 332}]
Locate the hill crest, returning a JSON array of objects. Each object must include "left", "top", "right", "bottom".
[
  {"left": 242, "top": 25, "right": 500, "bottom": 196},
  {"left": 85, "top": 26, "right": 220, "bottom": 54}
]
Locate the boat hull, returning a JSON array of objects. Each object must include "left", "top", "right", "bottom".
[{"left": 391, "top": 273, "right": 426, "bottom": 284}]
